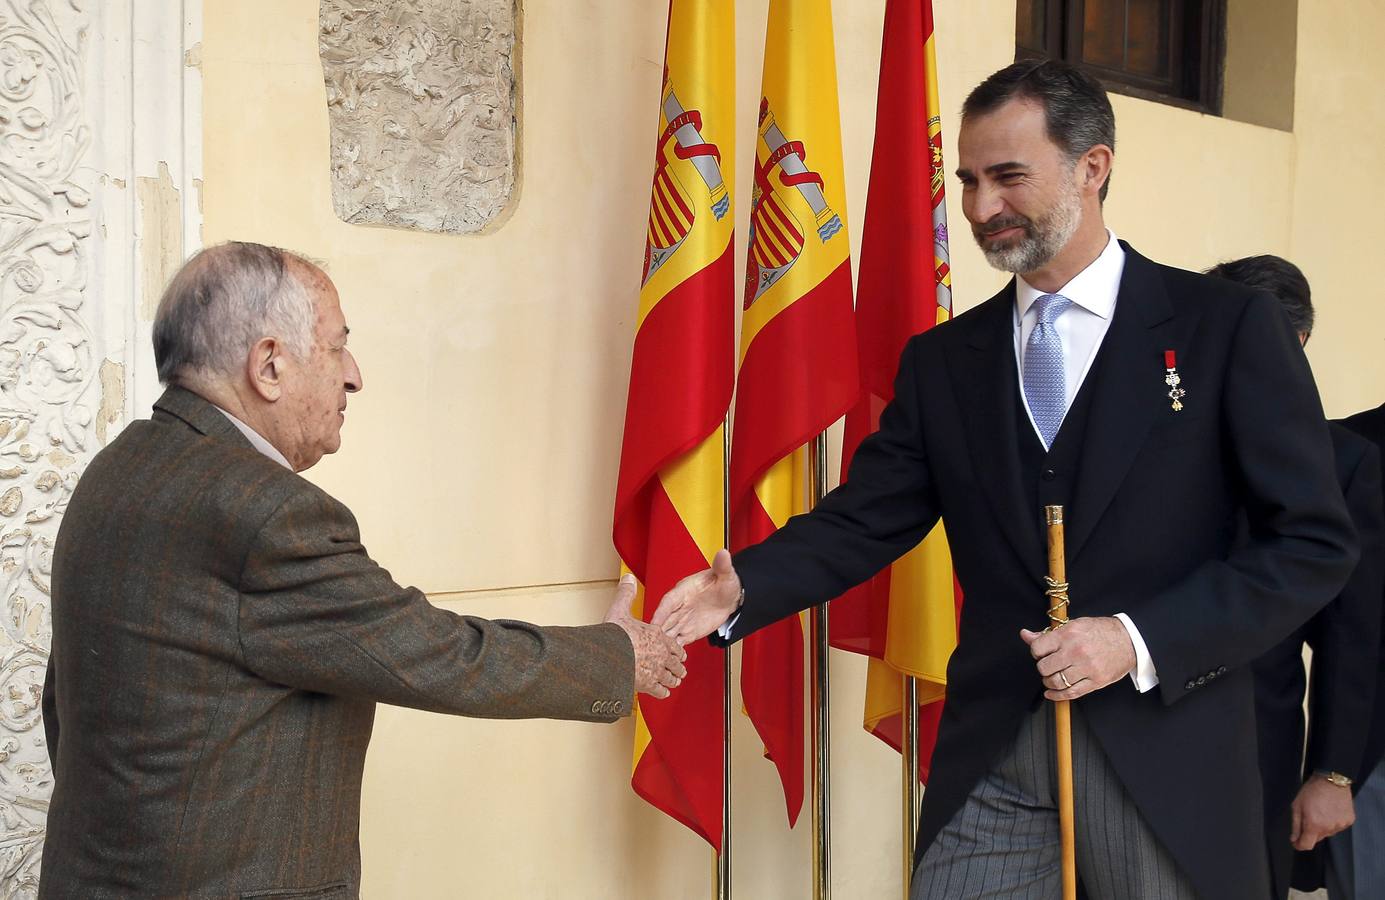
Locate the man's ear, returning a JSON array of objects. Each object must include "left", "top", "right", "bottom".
[
  {"left": 1080, "top": 144, "right": 1113, "bottom": 198},
  {"left": 246, "top": 337, "right": 285, "bottom": 402}
]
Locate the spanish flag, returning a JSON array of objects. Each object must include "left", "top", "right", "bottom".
[
  {"left": 828, "top": 0, "right": 958, "bottom": 780},
  {"left": 613, "top": 0, "right": 735, "bottom": 848},
  {"left": 731, "top": 0, "right": 858, "bottom": 825}
]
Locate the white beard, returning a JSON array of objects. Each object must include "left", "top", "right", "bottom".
[{"left": 981, "top": 178, "right": 1084, "bottom": 275}]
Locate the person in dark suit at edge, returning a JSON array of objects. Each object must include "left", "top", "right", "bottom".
[
  {"left": 1206, "top": 254, "right": 1384, "bottom": 900},
  {"left": 652, "top": 61, "right": 1358, "bottom": 900},
  {"left": 39, "top": 242, "right": 687, "bottom": 898},
  {"left": 1332, "top": 397, "right": 1385, "bottom": 899}
]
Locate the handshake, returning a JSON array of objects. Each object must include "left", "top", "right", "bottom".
[{"left": 603, "top": 550, "right": 745, "bottom": 698}]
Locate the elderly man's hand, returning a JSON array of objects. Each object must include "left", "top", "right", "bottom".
[
  {"left": 1021, "top": 616, "right": 1136, "bottom": 701},
  {"left": 606, "top": 575, "right": 687, "bottom": 699}
]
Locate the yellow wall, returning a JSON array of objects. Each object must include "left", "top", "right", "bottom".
[
  {"left": 200, "top": 1, "right": 1381, "bottom": 896},
  {"left": 1290, "top": 0, "right": 1385, "bottom": 417}
]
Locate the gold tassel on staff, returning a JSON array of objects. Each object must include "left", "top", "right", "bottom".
[
  {"left": 1044, "top": 505, "right": 1077, "bottom": 900},
  {"left": 810, "top": 434, "right": 832, "bottom": 899},
  {"left": 901, "top": 675, "right": 920, "bottom": 899}
]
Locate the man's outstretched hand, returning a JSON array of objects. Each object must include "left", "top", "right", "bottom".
[
  {"left": 651, "top": 549, "right": 742, "bottom": 645},
  {"left": 606, "top": 575, "right": 687, "bottom": 699}
]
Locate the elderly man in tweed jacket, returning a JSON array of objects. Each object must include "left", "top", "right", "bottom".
[{"left": 38, "top": 242, "right": 685, "bottom": 898}]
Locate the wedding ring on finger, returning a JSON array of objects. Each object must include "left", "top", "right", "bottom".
[{"left": 1058, "top": 670, "right": 1072, "bottom": 689}]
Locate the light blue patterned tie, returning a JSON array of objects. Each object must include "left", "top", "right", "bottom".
[{"left": 1023, "top": 293, "right": 1072, "bottom": 449}]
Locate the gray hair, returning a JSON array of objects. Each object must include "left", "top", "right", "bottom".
[
  {"left": 152, "top": 241, "right": 319, "bottom": 385},
  {"left": 963, "top": 60, "right": 1116, "bottom": 202}
]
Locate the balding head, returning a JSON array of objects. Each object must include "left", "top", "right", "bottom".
[
  {"left": 151, "top": 241, "right": 362, "bottom": 472},
  {"left": 153, "top": 242, "right": 320, "bottom": 386}
]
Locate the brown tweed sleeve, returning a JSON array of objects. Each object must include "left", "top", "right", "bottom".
[{"left": 236, "top": 486, "right": 635, "bottom": 722}]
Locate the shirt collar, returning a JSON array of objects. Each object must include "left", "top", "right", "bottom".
[
  {"left": 215, "top": 407, "right": 293, "bottom": 470},
  {"left": 1015, "top": 229, "right": 1125, "bottom": 322}
]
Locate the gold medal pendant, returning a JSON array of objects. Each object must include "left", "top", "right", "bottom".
[{"left": 1164, "top": 350, "right": 1186, "bottom": 412}]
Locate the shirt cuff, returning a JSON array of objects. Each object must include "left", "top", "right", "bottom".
[
  {"left": 716, "top": 612, "right": 741, "bottom": 640},
  {"left": 1114, "top": 612, "right": 1158, "bottom": 693}
]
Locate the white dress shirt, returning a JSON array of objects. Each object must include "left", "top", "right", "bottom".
[
  {"left": 216, "top": 407, "right": 293, "bottom": 470},
  {"left": 1014, "top": 230, "right": 1157, "bottom": 693},
  {"left": 1013, "top": 230, "right": 1123, "bottom": 440}
]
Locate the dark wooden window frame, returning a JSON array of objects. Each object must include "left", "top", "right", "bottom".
[{"left": 1016, "top": 0, "right": 1227, "bottom": 116}]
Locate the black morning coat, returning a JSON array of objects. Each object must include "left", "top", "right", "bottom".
[
  {"left": 1339, "top": 402, "right": 1385, "bottom": 778},
  {"left": 716, "top": 243, "right": 1359, "bottom": 900},
  {"left": 1253, "top": 422, "right": 1384, "bottom": 898}
]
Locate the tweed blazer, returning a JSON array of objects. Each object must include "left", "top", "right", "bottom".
[{"left": 39, "top": 387, "right": 634, "bottom": 899}]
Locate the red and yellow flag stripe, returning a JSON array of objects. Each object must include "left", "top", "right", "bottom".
[
  {"left": 730, "top": 0, "right": 859, "bottom": 826},
  {"left": 613, "top": 0, "right": 736, "bottom": 849},
  {"left": 829, "top": 0, "right": 958, "bottom": 778}
]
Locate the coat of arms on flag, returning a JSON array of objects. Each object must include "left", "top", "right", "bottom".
[
  {"left": 744, "top": 98, "right": 845, "bottom": 310},
  {"left": 643, "top": 71, "right": 731, "bottom": 286}
]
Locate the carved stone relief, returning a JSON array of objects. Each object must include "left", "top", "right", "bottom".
[
  {"left": 320, "top": 0, "right": 519, "bottom": 234},
  {"left": 0, "top": 1, "right": 97, "bottom": 893}
]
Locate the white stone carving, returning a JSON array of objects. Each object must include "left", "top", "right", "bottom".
[
  {"left": 0, "top": 0, "right": 200, "bottom": 891},
  {"left": 320, "top": 0, "right": 518, "bottom": 234},
  {"left": 0, "top": 0, "right": 96, "bottom": 892}
]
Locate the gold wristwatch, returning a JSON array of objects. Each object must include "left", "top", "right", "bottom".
[{"left": 1317, "top": 770, "right": 1353, "bottom": 788}]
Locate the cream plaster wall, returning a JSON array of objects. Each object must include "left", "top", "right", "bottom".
[
  {"left": 200, "top": 1, "right": 1380, "bottom": 897},
  {"left": 1290, "top": 0, "right": 1385, "bottom": 418}
]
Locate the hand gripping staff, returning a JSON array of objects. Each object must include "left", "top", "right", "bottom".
[{"left": 1045, "top": 505, "right": 1076, "bottom": 900}]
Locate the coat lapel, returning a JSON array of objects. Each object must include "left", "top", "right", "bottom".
[
  {"left": 950, "top": 283, "right": 1044, "bottom": 569},
  {"left": 1065, "top": 246, "right": 1180, "bottom": 561}
]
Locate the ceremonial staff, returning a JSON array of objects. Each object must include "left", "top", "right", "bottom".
[{"left": 1044, "top": 505, "right": 1076, "bottom": 900}]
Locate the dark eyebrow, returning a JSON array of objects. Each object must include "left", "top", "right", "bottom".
[{"left": 955, "top": 161, "right": 1028, "bottom": 181}]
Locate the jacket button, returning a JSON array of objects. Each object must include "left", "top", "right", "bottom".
[
  {"left": 612, "top": 701, "right": 624, "bottom": 715},
  {"left": 1217, "top": 666, "right": 1227, "bottom": 675},
  {"left": 1185, "top": 680, "right": 1195, "bottom": 691},
  {"left": 591, "top": 701, "right": 605, "bottom": 714},
  {"left": 1042, "top": 468, "right": 1056, "bottom": 481},
  {"left": 1196, "top": 676, "right": 1206, "bottom": 686}
]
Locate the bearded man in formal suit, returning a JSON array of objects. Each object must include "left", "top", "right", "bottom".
[
  {"left": 39, "top": 242, "right": 686, "bottom": 898},
  {"left": 653, "top": 61, "right": 1358, "bottom": 900}
]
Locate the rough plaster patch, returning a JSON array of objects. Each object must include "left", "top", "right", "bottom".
[
  {"left": 184, "top": 42, "right": 201, "bottom": 69},
  {"left": 319, "top": 0, "right": 519, "bottom": 234},
  {"left": 136, "top": 161, "right": 183, "bottom": 321},
  {"left": 96, "top": 359, "right": 125, "bottom": 446}
]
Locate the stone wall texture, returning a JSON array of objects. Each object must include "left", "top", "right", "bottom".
[{"left": 320, "top": 0, "right": 519, "bottom": 234}]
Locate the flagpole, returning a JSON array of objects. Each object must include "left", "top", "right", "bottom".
[
  {"left": 809, "top": 433, "right": 832, "bottom": 900},
  {"left": 901, "top": 675, "right": 920, "bottom": 898},
  {"left": 721, "top": 420, "right": 735, "bottom": 899}
]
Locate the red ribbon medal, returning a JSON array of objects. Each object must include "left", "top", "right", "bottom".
[{"left": 1164, "top": 350, "right": 1186, "bottom": 412}]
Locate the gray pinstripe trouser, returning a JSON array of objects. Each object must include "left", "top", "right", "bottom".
[{"left": 912, "top": 703, "right": 1199, "bottom": 900}]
